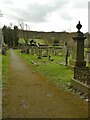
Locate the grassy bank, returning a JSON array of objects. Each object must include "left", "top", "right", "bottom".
[
  {"left": 15, "top": 49, "right": 73, "bottom": 89},
  {"left": 2, "top": 50, "right": 10, "bottom": 84}
]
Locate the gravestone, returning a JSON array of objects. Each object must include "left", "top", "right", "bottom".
[
  {"left": 87, "top": 38, "right": 90, "bottom": 63},
  {"left": 71, "top": 22, "right": 90, "bottom": 96},
  {"left": 69, "top": 21, "right": 86, "bottom": 67},
  {"left": 71, "top": 40, "right": 77, "bottom": 60},
  {"left": 85, "top": 49, "right": 90, "bottom": 63},
  {"left": 46, "top": 46, "right": 48, "bottom": 57},
  {"left": 0, "top": 29, "right": 5, "bottom": 55},
  {"left": 0, "top": 29, "right": 4, "bottom": 53},
  {"left": 88, "top": 51, "right": 90, "bottom": 63},
  {"left": 38, "top": 46, "right": 42, "bottom": 59},
  {"left": 62, "top": 42, "right": 68, "bottom": 65}
]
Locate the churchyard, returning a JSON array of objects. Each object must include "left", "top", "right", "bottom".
[
  {"left": 2, "top": 22, "right": 90, "bottom": 99},
  {"left": 1, "top": 21, "right": 90, "bottom": 118}
]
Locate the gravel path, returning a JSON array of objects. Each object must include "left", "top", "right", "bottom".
[{"left": 2, "top": 49, "right": 88, "bottom": 118}]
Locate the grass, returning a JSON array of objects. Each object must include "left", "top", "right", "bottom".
[
  {"left": 2, "top": 50, "right": 10, "bottom": 84},
  {"left": 15, "top": 49, "right": 73, "bottom": 89},
  {"left": 34, "top": 63, "right": 73, "bottom": 88}
]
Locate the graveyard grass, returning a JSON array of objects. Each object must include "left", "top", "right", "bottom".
[
  {"left": 15, "top": 50, "right": 73, "bottom": 89},
  {"left": 2, "top": 50, "right": 10, "bottom": 84}
]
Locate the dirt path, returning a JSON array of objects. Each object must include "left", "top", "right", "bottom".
[{"left": 2, "top": 49, "right": 88, "bottom": 118}]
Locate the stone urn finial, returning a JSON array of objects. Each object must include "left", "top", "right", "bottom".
[{"left": 76, "top": 21, "right": 82, "bottom": 31}]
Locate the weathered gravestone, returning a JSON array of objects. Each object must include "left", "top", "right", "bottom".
[
  {"left": 71, "top": 21, "right": 90, "bottom": 95},
  {"left": 69, "top": 21, "right": 86, "bottom": 67},
  {"left": 85, "top": 50, "right": 90, "bottom": 64},
  {"left": 0, "top": 29, "right": 3, "bottom": 50},
  {"left": 0, "top": 29, "right": 5, "bottom": 55},
  {"left": 38, "top": 45, "right": 42, "bottom": 59},
  {"left": 87, "top": 38, "right": 90, "bottom": 63},
  {"left": 88, "top": 51, "right": 90, "bottom": 63},
  {"left": 62, "top": 42, "right": 69, "bottom": 66}
]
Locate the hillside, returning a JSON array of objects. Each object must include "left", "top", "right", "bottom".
[
  {"left": 2, "top": 25, "right": 90, "bottom": 47},
  {"left": 18, "top": 30, "right": 89, "bottom": 47}
]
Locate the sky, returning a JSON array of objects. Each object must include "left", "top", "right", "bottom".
[{"left": 0, "top": 0, "right": 89, "bottom": 33}]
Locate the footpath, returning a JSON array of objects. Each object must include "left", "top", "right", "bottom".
[{"left": 2, "top": 49, "right": 88, "bottom": 118}]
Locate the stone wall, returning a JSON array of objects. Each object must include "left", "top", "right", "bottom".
[{"left": 74, "top": 67, "right": 90, "bottom": 85}]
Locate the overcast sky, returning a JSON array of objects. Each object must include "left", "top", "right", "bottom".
[{"left": 0, "top": 0, "right": 89, "bottom": 32}]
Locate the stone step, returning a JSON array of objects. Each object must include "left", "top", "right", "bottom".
[{"left": 71, "top": 78, "right": 90, "bottom": 94}]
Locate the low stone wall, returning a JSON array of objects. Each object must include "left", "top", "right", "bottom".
[{"left": 74, "top": 67, "right": 90, "bottom": 86}]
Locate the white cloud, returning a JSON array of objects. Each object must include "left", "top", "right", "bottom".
[{"left": 0, "top": 0, "right": 89, "bottom": 32}]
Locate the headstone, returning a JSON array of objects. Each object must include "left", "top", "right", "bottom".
[
  {"left": 71, "top": 22, "right": 89, "bottom": 97},
  {"left": 48, "top": 55, "right": 51, "bottom": 61},
  {"left": 1, "top": 47, "right": 6, "bottom": 55},
  {"left": 62, "top": 42, "right": 69, "bottom": 65},
  {"left": 71, "top": 40, "right": 77, "bottom": 60},
  {"left": 46, "top": 46, "right": 48, "bottom": 56},
  {"left": 87, "top": 38, "right": 90, "bottom": 63},
  {"left": 38, "top": 46, "right": 42, "bottom": 59},
  {"left": 69, "top": 21, "right": 86, "bottom": 67},
  {"left": 88, "top": 50, "right": 90, "bottom": 63},
  {"left": 31, "top": 46, "right": 34, "bottom": 55},
  {"left": 0, "top": 29, "right": 4, "bottom": 53}
]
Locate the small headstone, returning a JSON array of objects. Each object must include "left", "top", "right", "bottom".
[{"left": 2, "top": 47, "right": 6, "bottom": 55}]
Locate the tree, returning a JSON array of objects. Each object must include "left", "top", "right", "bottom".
[
  {"left": 18, "top": 38, "right": 25, "bottom": 45},
  {"left": 2, "top": 25, "right": 13, "bottom": 47}
]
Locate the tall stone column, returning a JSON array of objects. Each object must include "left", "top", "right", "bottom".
[
  {"left": 70, "top": 21, "right": 86, "bottom": 67},
  {"left": 87, "top": 34, "right": 90, "bottom": 63}
]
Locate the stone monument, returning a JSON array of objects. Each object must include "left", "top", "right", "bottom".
[
  {"left": 71, "top": 22, "right": 90, "bottom": 97},
  {"left": 70, "top": 21, "right": 86, "bottom": 67},
  {"left": 87, "top": 36, "right": 90, "bottom": 63}
]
